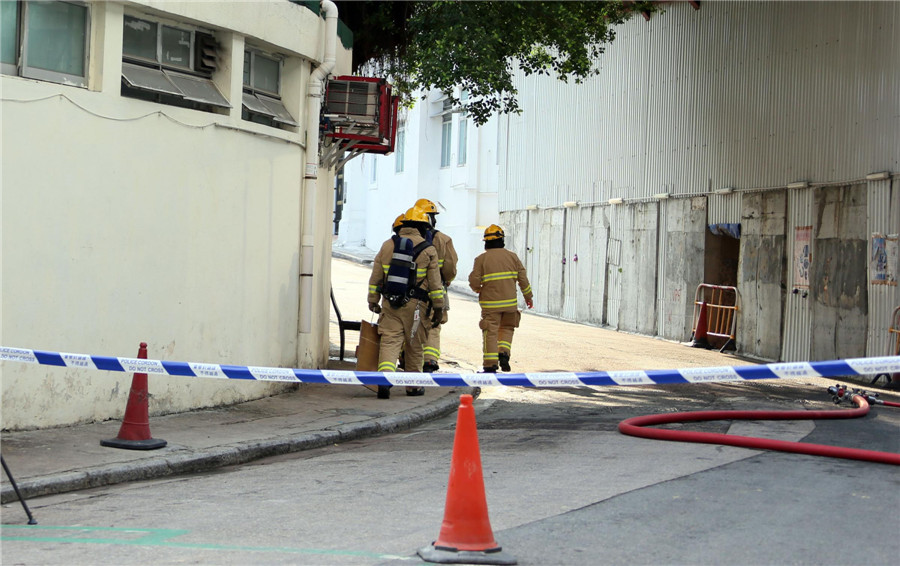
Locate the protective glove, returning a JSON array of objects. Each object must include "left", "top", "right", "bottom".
[
  {"left": 525, "top": 297, "right": 534, "bottom": 309},
  {"left": 430, "top": 308, "right": 444, "bottom": 328},
  {"left": 368, "top": 302, "right": 382, "bottom": 314}
]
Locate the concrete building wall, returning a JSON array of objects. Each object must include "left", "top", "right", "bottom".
[
  {"left": 658, "top": 197, "right": 707, "bottom": 341},
  {"left": 1, "top": 0, "right": 350, "bottom": 429},
  {"left": 866, "top": 178, "right": 900, "bottom": 358},
  {"left": 738, "top": 192, "right": 788, "bottom": 360},
  {"left": 810, "top": 184, "right": 869, "bottom": 360}
]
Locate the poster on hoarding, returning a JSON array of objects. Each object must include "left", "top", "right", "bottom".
[
  {"left": 793, "top": 226, "right": 812, "bottom": 289},
  {"left": 870, "top": 233, "right": 898, "bottom": 286}
]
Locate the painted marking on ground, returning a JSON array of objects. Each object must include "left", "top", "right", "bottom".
[{"left": 0, "top": 525, "right": 412, "bottom": 560}]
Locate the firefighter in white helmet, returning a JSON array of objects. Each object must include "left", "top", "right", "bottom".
[
  {"left": 414, "top": 198, "right": 458, "bottom": 373},
  {"left": 367, "top": 207, "right": 444, "bottom": 398},
  {"left": 468, "top": 224, "right": 533, "bottom": 373}
]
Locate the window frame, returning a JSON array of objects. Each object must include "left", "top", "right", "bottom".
[
  {"left": 3, "top": 1, "right": 91, "bottom": 88},
  {"left": 123, "top": 17, "right": 193, "bottom": 71},
  {"left": 241, "top": 45, "right": 300, "bottom": 128},
  {"left": 242, "top": 48, "right": 296, "bottom": 128},
  {"left": 440, "top": 98, "right": 452, "bottom": 168},
  {"left": 395, "top": 125, "right": 406, "bottom": 173},
  {"left": 457, "top": 94, "right": 468, "bottom": 166},
  {"left": 244, "top": 50, "right": 280, "bottom": 96},
  {"left": 1, "top": 1, "right": 20, "bottom": 75}
]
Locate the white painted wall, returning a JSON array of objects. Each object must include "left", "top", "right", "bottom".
[
  {"left": 337, "top": 91, "right": 502, "bottom": 292},
  {"left": 1, "top": 0, "right": 351, "bottom": 429}
]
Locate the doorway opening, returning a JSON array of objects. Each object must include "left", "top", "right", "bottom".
[
  {"left": 702, "top": 223, "right": 740, "bottom": 350},
  {"left": 705, "top": 223, "right": 740, "bottom": 286}
]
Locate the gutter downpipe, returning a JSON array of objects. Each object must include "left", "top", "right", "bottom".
[{"left": 299, "top": 0, "right": 338, "bottom": 336}]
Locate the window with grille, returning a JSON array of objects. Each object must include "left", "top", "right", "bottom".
[{"left": 121, "top": 14, "right": 228, "bottom": 112}]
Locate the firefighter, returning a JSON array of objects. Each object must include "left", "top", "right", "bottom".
[
  {"left": 392, "top": 213, "right": 404, "bottom": 235},
  {"left": 414, "top": 198, "right": 458, "bottom": 373},
  {"left": 468, "top": 224, "right": 533, "bottom": 373},
  {"left": 368, "top": 207, "right": 445, "bottom": 398}
]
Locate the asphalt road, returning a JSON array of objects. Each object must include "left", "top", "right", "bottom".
[{"left": 3, "top": 381, "right": 898, "bottom": 565}]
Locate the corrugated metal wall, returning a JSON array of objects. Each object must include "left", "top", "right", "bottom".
[
  {"left": 501, "top": 1, "right": 900, "bottom": 210},
  {"left": 708, "top": 193, "right": 742, "bottom": 225}
]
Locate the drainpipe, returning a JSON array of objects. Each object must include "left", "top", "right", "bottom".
[{"left": 299, "top": 0, "right": 337, "bottom": 334}]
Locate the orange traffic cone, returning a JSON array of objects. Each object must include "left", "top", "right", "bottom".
[
  {"left": 418, "top": 394, "right": 517, "bottom": 565},
  {"left": 691, "top": 301, "right": 712, "bottom": 349},
  {"left": 101, "top": 342, "right": 167, "bottom": 450}
]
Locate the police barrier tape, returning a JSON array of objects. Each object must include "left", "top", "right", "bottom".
[{"left": 2, "top": 346, "right": 899, "bottom": 388}]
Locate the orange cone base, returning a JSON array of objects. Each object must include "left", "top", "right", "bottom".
[
  {"left": 100, "top": 437, "right": 167, "bottom": 450},
  {"left": 418, "top": 544, "right": 517, "bottom": 565}
]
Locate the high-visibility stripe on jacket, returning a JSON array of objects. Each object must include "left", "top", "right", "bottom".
[
  {"left": 468, "top": 247, "right": 532, "bottom": 313},
  {"left": 368, "top": 227, "right": 444, "bottom": 310}
]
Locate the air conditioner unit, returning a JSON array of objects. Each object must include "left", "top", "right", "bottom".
[
  {"left": 321, "top": 76, "right": 400, "bottom": 167},
  {"left": 324, "top": 77, "right": 380, "bottom": 125}
]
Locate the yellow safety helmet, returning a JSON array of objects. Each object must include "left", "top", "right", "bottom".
[
  {"left": 415, "top": 198, "right": 439, "bottom": 215},
  {"left": 392, "top": 213, "right": 405, "bottom": 230},
  {"left": 483, "top": 224, "right": 505, "bottom": 241},
  {"left": 403, "top": 206, "right": 430, "bottom": 224}
]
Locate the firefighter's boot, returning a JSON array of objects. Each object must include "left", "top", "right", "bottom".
[
  {"left": 423, "top": 360, "right": 439, "bottom": 373},
  {"left": 498, "top": 352, "right": 511, "bottom": 372},
  {"left": 377, "top": 385, "right": 392, "bottom": 399}
]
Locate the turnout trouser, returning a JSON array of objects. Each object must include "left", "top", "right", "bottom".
[
  {"left": 479, "top": 310, "right": 520, "bottom": 368},
  {"left": 377, "top": 299, "right": 430, "bottom": 373},
  {"left": 423, "top": 301, "right": 448, "bottom": 363}
]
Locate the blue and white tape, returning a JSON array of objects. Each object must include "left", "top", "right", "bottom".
[{"left": 1, "top": 347, "right": 898, "bottom": 388}]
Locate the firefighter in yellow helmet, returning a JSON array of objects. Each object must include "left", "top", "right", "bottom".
[
  {"left": 392, "top": 213, "right": 405, "bottom": 234},
  {"left": 414, "top": 198, "right": 458, "bottom": 373},
  {"left": 367, "top": 207, "right": 444, "bottom": 398},
  {"left": 468, "top": 224, "right": 533, "bottom": 372}
]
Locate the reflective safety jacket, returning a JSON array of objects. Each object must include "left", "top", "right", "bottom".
[
  {"left": 468, "top": 247, "right": 533, "bottom": 313},
  {"left": 369, "top": 227, "right": 445, "bottom": 310},
  {"left": 431, "top": 230, "right": 458, "bottom": 286}
]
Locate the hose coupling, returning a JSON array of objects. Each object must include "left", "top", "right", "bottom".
[{"left": 828, "top": 385, "right": 882, "bottom": 405}]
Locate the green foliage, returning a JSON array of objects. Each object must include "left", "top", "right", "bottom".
[{"left": 339, "top": 1, "right": 655, "bottom": 125}]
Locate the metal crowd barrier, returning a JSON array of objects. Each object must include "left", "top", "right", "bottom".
[{"left": 692, "top": 284, "right": 740, "bottom": 352}]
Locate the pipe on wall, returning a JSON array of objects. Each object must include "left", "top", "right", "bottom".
[{"left": 299, "top": 0, "right": 338, "bottom": 334}]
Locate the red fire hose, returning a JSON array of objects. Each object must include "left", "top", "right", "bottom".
[{"left": 619, "top": 391, "right": 900, "bottom": 466}]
